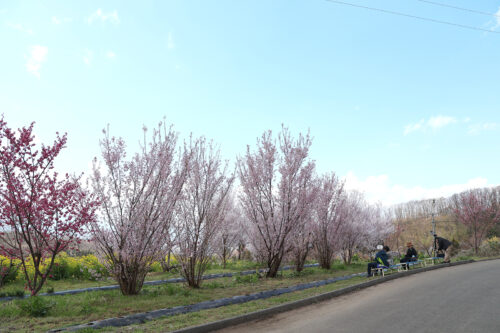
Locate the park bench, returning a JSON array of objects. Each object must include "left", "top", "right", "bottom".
[
  {"left": 423, "top": 257, "right": 444, "bottom": 266},
  {"left": 371, "top": 259, "right": 424, "bottom": 277}
]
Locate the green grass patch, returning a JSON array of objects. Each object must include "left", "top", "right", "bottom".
[
  {"left": 103, "top": 276, "right": 368, "bottom": 332},
  {"left": 0, "top": 265, "right": 366, "bottom": 332}
]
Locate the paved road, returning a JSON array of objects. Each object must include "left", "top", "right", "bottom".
[{"left": 217, "top": 260, "right": 500, "bottom": 333}]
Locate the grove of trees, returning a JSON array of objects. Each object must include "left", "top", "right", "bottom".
[{"left": 1, "top": 116, "right": 499, "bottom": 296}]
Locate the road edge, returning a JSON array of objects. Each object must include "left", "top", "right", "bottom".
[{"left": 172, "top": 260, "right": 479, "bottom": 333}]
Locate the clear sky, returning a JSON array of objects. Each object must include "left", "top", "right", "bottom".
[{"left": 1, "top": 0, "right": 499, "bottom": 205}]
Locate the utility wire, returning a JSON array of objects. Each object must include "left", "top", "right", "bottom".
[
  {"left": 415, "top": 0, "right": 500, "bottom": 18},
  {"left": 324, "top": 0, "right": 500, "bottom": 34}
]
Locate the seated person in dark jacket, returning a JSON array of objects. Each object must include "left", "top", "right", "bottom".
[
  {"left": 435, "top": 235, "right": 453, "bottom": 263},
  {"left": 367, "top": 245, "right": 390, "bottom": 277},
  {"left": 400, "top": 242, "right": 418, "bottom": 264}
]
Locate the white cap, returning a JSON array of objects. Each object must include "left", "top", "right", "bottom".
[{"left": 376, "top": 245, "right": 383, "bottom": 250}]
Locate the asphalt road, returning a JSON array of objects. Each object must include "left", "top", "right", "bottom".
[{"left": 217, "top": 260, "right": 500, "bottom": 333}]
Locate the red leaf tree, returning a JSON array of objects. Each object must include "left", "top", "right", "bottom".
[
  {"left": 90, "top": 122, "right": 189, "bottom": 295},
  {"left": 237, "top": 127, "right": 316, "bottom": 277},
  {"left": 0, "top": 119, "right": 98, "bottom": 295},
  {"left": 452, "top": 189, "right": 500, "bottom": 254}
]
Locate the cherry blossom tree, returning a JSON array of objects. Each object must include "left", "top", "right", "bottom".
[
  {"left": 452, "top": 189, "right": 500, "bottom": 254},
  {"left": 337, "top": 191, "right": 367, "bottom": 264},
  {"left": 90, "top": 122, "right": 189, "bottom": 295},
  {"left": 337, "top": 192, "right": 389, "bottom": 264},
  {"left": 174, "top": 138, "right": 234, "bottom": 287},
  {"left": 289, "top": 221, "right": 314, "bottom": 272},
  {"left": 0, "top": 119, "right": 98, "bottom": 295},
  {"left": 312, "top": 173, "right": 345, "bottom": 269},
  {"left": 215, "top": 194, "right": 242, "bottom": 268},
  {"left": 237, "top": 127, "right": 316, "bottom": 277}
]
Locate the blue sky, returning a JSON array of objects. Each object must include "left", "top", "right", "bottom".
[{"left": 1, "top": 0, "right": 499, "bottom": 205}]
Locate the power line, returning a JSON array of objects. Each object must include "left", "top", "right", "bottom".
[
  {"left": 415, "top": 0, "right": 500, "bottom": 18},
  {"left": 324, "top": 0, "right": 500, "bottom": 34}
]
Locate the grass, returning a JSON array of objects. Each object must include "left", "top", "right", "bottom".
[
  {"left": 104, "top": 276, "right": 368, "bottom": 333},
  {"left": 0, "top": 260, "right": 268, "bottom": 296},
  {"left": 0, "top": 263, "right": 367, "bottom": 332}
]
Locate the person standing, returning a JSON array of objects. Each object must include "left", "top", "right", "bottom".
[{"left": 435, "top": 235, "right": 453, "bottom": 263}]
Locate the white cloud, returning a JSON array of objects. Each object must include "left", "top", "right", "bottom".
[
  {"left": 7, "top": 22, "right": 33, "bottom": 35},
  {"left": 83, "top": 49, "right": 93, "bottom": 65},
  {"left": 168, "top": 32, "right": 175, "bottom": 49},
  {"left": 25, "top": 45, "right": 48, "bottom": 77},
  {"left": 343, "top": 171, "right": 494, "bottom": 206},
  {"left": 427, "top": 115, "right": 456, "bottom": 129},
  {"left": 106, "top": 51, "right": 116, "bottom": 59},
  {"left": 404, "top": 115, "right": 457, "bottom": 135},
  {"left": 493, "top": 7, "right": 500, "bottom": 30},
  {"left": 52, "top": 16, "right": 72, "bottom": 24},
  {"left": 467, "top": 122, "right": 499, "bottom": 135},
  {"left": 403, "top": 119, "right": 424, "bottom": 135},
  {"left": 87, "top": 9, "right": 120, "bottom": 25}
]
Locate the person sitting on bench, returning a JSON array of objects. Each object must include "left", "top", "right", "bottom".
[
  {"left": 367, "top": 245, "right": 390, "bottom": 277},
  {"left": 400, "top": 242, "right": 418, "bottom": 268}
]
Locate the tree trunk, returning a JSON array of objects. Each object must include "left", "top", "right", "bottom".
[
  {"left": 117, "top": 273, "right": 144, "bottom": 295},
  {"left": 295, "top": 248, "right": 309, "bottom": 272},
  {"left": 319, "top": 254, "right": 331, "bottom": 270},
  {"left": 267, "top": 257, "right": 282, "bottom": 278},
  {"left": 222, "top": 237, "right": 227, "bottom": 269}
]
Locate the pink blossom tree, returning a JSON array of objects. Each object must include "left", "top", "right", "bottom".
[
  {"left": 215, "top": 193, "right": 243, "bottom": 268},
  {"left": 337, "top": 192, "right": 388, "bottom": 264},
  {"left": 237, "top": 127, "right": 316, "bottom": 277},
  {"left": 452, "top": 189, "right": 500, "bottom": 254},
  {"left": 0, "top": 119, "right": 98, "bottom": 295},
  {"left": 289, "top": 220, "right": 314, "bottom": 272},
  {"left": 337, "top": 191, "right": 367, "bottom": 264},
  {"left": 312, "top": 173, "right": 345, "bottom": 269},
  {"left": 90, "top": 122, "right": 189, "bottom": 295},
  {"left": 174, "top": 138, "right": 234, "bottom": 287}
]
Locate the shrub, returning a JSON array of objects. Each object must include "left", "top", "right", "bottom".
[
  {"left": 17, "top": 296, "right": 55, "bottom": 317},
  {"left": 478, "top": 237, "right": 500, "bottom": 257},
  {"left": 0, "top": 256, "right": 19, "bottom": 286},
  {"left": 49, "top": 258, "right": 71, "bottom": 280},
  {"left": 149, "top": 261, "right": 163, "bottom": 273}
]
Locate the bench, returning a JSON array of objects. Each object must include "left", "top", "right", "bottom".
[
  {"left": 423, "top": 257, "right": 444, "bottom": 266},
  {"left": 371, "top": 260, "right": 424, "bottom": 277}
]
